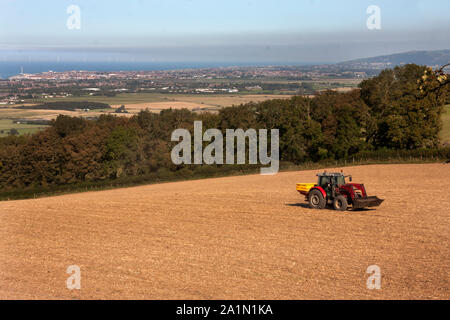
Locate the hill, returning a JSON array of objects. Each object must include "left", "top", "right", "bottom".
[{"left": 338, "top": 50, "right": 450, "bottom": 69}]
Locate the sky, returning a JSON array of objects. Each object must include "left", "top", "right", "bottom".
[{"left": 0, "top": 0, "right": 449, "bottom": 63}]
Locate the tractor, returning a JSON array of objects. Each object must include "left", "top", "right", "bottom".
[{"left": 296, "top": 171, "right": 383, "bottom": 211}]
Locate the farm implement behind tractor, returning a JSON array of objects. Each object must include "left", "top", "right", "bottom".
[{"left": 296, "top": 171, "right": 384, "bottom": 211}]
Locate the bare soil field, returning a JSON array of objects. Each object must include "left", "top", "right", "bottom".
[
  {"left": 111, "top": 94, "right": 294, "bottom": 113},
  {"left": 162, "top": 94, "right": 293, "bottom": 107},
  {"left": 0, "top": 164, "right": 448, "bottom": 299}
]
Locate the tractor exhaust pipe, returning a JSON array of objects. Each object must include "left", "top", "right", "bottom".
[{"left": 353, "top": 196, "right": 384, "bottom": 209}]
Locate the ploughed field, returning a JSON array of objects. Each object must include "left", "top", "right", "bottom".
[{"left": 0, "top": 164, "right": 448, "bottom": 299}]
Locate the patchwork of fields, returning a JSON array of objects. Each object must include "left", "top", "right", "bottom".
[
  {"left": 1, "top": 94, "right": 448, "bottom": 144},
  {"left": 0, "top": 93, "right": 293, "bottom": 136}
]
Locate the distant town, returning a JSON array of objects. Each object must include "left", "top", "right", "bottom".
[{"left": 0, "top": 63, "right": 380, "bottom": 104}]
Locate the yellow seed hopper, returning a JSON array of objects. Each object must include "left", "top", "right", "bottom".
[{"left": 296, "top": 183, "right": 316, "bottom": 195}]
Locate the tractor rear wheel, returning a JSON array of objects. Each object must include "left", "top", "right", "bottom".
[
  {"left": 308, "top": 189, "right": 326, "bottom": 209},
  {"left": 333, "top": 195, "right": 348, "bottom": 211}
]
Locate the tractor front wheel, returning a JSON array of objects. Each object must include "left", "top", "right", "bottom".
[
  {"left": 308, "top": 189, "right": 326, "bottom": 209},
  {"left": 333, "top": 195, "right": 348, "bottom": 211}
]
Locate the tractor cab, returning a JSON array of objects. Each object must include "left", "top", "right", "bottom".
[{"left": 317, "top": 172, "right": 349, "bottom": 198}]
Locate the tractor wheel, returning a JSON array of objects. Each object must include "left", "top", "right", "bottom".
[
  {"left": 333, "top": 195, "right": 348, "bottom": 211},
  {"left": 308, "top": 189, "right": 326, "bottom": 209}
]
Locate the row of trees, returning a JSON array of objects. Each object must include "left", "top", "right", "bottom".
[
  {"left": 18, "top": 101, "right": 111, "bottom": 111},
  {"left": 0, "top": 64, "right": 448, "bottom": 191}
]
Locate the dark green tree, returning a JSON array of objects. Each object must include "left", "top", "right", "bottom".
[{"left": 360, "top": 64, "right": 447, "bottom": 149}]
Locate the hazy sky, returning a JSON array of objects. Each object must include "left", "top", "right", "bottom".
[{"left": 0, "top": 0, "right": 449, "bottom": 63}]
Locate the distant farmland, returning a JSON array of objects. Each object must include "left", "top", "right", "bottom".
[
  {"left": 17, "top": 101, "right": 111, "bottom": 111},
  {"left": 0, "top": 119, "right": 49, "bottom": 137},
  {"left": 24, "top": 93, "right": 293, "bottom": 108},
  {"left": 0, "top": 93, "right": 294, "bottom": 122}
]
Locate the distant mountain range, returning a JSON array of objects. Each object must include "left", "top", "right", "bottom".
[{"left": 337, "top": 50, "right": 450, "bottom": 69}]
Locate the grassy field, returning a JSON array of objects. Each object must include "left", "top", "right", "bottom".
[
  {"left": 25, "top": 93, "right": 165, "bottom": 105},
  {"left": 440, "top": 104, "right": 450, "bottom": 144},
  {"left": 0, "top": 109, "right": 49, "bottom": 118},
  {"left": 0, "top": 119, "right": 49, "bottom": 137},
  {"left": 24, "top": 93, "right": 292, "bottom": 107}
]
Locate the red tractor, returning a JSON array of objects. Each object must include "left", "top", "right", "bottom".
[{"left": 296, "top": 171, "right": 383, "bottom": 211}]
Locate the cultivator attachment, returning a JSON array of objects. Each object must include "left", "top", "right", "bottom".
[{"left": 352, "top": 196, "right": 384, "bottom": 209}]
